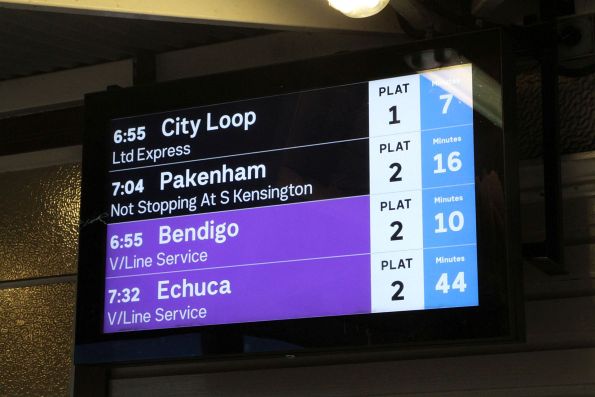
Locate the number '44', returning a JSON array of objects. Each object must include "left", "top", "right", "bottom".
[{"left": 435, "top": 272, "right": 467, "bottom": 294}]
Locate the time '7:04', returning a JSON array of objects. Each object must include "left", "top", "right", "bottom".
[{"left": 112, "top": 179, "right": 144, "bottom": 196}]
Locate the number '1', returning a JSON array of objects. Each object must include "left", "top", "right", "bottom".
[{"left": 389, "top": 105, "right": 401, "bottom": 125}]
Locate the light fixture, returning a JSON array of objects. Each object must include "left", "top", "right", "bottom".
[{"left": 328, "top": 0, "right": 390, "bottom": 18}]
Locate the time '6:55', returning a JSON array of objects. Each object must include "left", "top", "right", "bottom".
[
  {"left": 114, "top": 126, "right": 145, "bottom": 144},
  {"left": 110, "top": 233, "right": 143, "bottom": 249}
]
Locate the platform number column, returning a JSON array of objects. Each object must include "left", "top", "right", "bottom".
[{"left": 368, "top": 74, "right": 425, "bottom": 313}]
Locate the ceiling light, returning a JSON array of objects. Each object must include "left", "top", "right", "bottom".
[{"left": 328, "top": 0, "right": 390, "bottom": 18}]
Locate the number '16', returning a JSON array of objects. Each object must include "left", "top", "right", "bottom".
[{"left": 434, "top": 151, "right": 462, "bottom": 174}]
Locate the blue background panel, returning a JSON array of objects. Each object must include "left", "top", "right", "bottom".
[
  {"left": 422, "top": 183, "right": 477, "bottom": 248},
  {"left": 421, "top": 124, "right": 475, "bottom": 189},
  {"left": 424, "top": 244, "right": 478, "bottom": 309},
  {"left": 420, "top": 72, "right": 473, "bottom": 131}
]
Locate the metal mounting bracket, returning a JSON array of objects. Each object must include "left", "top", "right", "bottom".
[{"left": 521, "top": 0, "right": 566, "bottom": 275}]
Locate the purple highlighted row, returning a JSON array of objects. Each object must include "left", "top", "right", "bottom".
[
  {"left": 106, "top": 196, "right": 371, "bottom": 277},
  {"left": 104, "top": 253, "right": 371, "bottom": 333}
]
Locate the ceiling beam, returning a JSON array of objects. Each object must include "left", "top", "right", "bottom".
[{"left": 0, "top": 0, "right": 403, "bottom": 34}]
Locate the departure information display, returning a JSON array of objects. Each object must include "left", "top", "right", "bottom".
[{"left": 103, "top": 64, "right": 478, "bottom": 333}]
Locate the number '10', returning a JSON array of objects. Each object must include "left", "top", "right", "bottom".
[{"left": 435, "top": 211, "right": 464, "bottom": 234}]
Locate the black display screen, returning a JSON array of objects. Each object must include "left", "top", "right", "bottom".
[{"left": 75, "top": 29, "right": 522, "bottom": 364}]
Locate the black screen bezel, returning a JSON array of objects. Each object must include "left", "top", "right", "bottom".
[{"left": 75, "top": 29, "right": 522, "bottom": 365}]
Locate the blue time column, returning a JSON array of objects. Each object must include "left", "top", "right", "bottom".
[{"left": 420, "top": 64, "right": 479, "bottom": 309}]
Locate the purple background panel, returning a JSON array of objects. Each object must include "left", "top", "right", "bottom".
[
  {"left": 106, "top": 196, "right": 371, "bottom": 277},
  {"left": 104, "top": 254, "right": 371, "bottom": 333}
]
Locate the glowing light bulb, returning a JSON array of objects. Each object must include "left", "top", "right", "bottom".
[{"left": 328, "top": 0, "right": 390, "bottom": 18}]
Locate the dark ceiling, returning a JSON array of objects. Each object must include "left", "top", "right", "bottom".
[{"left": 0, "top": 7, "right": 271, "bottom": 81}]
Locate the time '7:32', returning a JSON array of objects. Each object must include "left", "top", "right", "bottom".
[{"left": 107, "top": 287, "right": 140, "bottom": 304}]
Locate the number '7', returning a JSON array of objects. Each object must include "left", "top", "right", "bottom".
[{"left": 439, "top": 93, "right": 453, "bottom": 114}]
